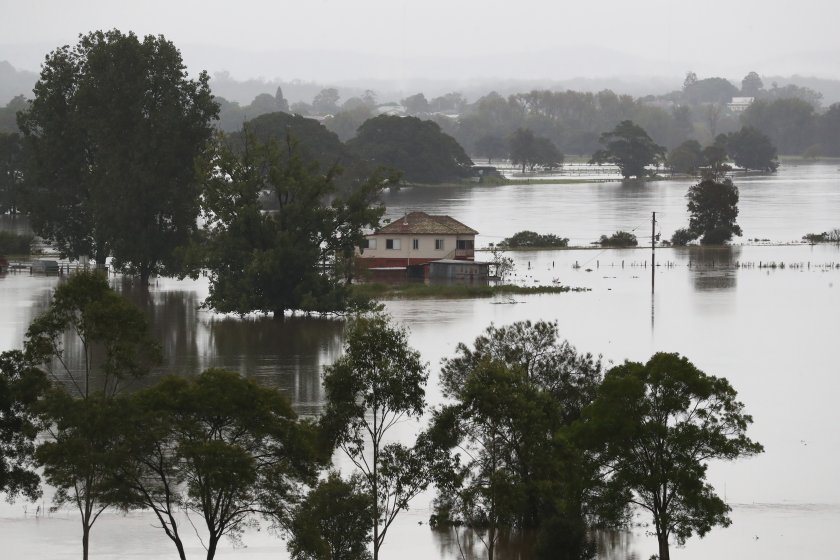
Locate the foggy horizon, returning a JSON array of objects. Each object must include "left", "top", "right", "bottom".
[{"left": 2, "top": 0, "right": 840, "bottom": 90}]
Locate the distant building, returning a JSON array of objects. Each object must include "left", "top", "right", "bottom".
[
  {"left": 357, "top": 212, "right": 477, "bottom": 270},
  {"left": 728, "top": 96, "right": 755, "bottom": 113}
]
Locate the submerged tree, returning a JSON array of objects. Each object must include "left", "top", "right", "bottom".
[
  {"left": 431, "top": 321, "right": 606, "bottom": 559},
  {"left": 18, "top": 29, "right": 218, "bottom": 282},
  {"left": 323, "top": 314, "right": 436, "bottom": 560},
  {"left": 118, "top": 369, "right": 320, "bottom": 560},
  {"left": 579, "top": 353, "right": 763, "bottom": 560},
  {"left": 26, "top": 271, "right": 160, "bottom": 560},
  {"left": 590, "top": 120, "right": 666, "bottom": 179},
  {"left": 194, "top": 133, "right": 391, "bottom": 318},
  {"left": 686, "top": 178, "right": 742, "bottom": 244}
]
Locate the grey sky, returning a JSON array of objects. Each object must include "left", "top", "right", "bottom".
[{"left": 2, "top": 0, "right": 839, "bottom": 81}]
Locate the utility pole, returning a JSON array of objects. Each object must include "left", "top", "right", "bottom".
[{"left": 651, "top": 211, "right": 656, "bottom": 294}]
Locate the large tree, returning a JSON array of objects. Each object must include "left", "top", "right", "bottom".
[
  {"left": 579, "top": 353, "right": 763, "bottom": 560},
  {"left": 0, "top": 132, "right": 23, "bottom": 214},
  {"left": 323, "top": 314, "right": 436, "bottom": 560},
  {"left": 725, "top": 126, "right": 779, "bottom": 172},
  {"left": 509, "top": 128, "right": 564, "bottom": 172},
  {"left": 347, "top": 115, "right": 473, "bottom": 184},
  {"left": 118, "top": 369, "right": 320, "bottom": 560},
  {"left": 194, "top": 135, "right": 389, "bottom": 318},
  {"left": 431, "top": 321, "right": 607, "bottom": 559},
  {"left": 590, "top": 120, "right": 666, "bottom": 179},
  {"left": 686, "top": 177, "right": 743, "bottom": 244},
  {"left": 18, "top": 30, "right": 218, "bottom": 282},
  {"left": 26, "top": 271, "right": 160, "bottom": 560}
]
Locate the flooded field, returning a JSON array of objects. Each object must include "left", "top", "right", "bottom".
[{"left": 1, "top": 163, "right": 839, "bottom": 558}]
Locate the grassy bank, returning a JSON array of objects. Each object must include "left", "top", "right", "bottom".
[{"left": 351, "top": 282, "right": 588, "bottom": 300}]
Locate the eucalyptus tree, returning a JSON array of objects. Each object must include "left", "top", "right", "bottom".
[{"left": 579, "top": 353, "right": 763, "bottom": 560}]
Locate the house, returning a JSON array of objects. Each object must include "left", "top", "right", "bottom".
[
  {"left": 357, "top": 212, "right": 477, "bottom": 270},
  {"left": 727, "top": 96, "right": 755, "bottom": 113}
]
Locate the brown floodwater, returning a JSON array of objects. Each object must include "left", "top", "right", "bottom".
[{"left": 1, "top": 163, "right": 839, "bottom": 558}]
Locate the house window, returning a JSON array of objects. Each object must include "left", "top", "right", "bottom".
[
  {"left": 412, "top": 239, "right": 419, "bottom": 250},
  {"left": 386, "top": 239, "right": 400, "bottom": 250},
  {"left": 435, "top": 239, "right": 444, "bottom": 250},
  {"left": 456, "top": 240, "right": 474, "bottom": 250},
  {"left": 361, "top": 238, "right": 377, "bottom": 250}
]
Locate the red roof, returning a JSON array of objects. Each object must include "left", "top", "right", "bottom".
[{"left": 375, "top": 212, "right": 477, "bottom": 235}]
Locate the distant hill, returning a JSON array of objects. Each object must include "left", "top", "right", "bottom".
[{"left": 0, "top": 61, "right": 36, "bottom": 104}]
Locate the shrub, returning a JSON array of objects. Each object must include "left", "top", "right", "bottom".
[
  {"left": 597, "top": 231, "right": 638, "bottom": 247},
  {"left": 499, "top": 230, "right": 569, "bottom": 248},
  {"left": 671, "top": 228, "right": 697, "bottom": 246}
]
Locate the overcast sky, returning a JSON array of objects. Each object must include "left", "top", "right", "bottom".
[{"left": 2, "top": 0, "right": 839, "bottom": 81}]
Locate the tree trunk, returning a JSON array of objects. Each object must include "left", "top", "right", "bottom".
[
  {"left": 274, "top": 308, "right": 286, "bottom": 321},
  {"left": 657, "top": 533, "right": 670, "bottom": 560},
  {"left": 82, "top": 523, "right": 90, "bottom": 560},
  {"left": 206, "top": 535, "right": 218, "bottom": 560},
  {"left": 140, "top": 266, "right": 151, "bottom": 286}
]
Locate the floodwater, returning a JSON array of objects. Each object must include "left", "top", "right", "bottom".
[{"left": 1, "top": 163, "right": 840, "bottom": 559}]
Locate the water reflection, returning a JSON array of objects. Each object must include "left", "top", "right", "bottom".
[{"left": 686, "top": 246, "right": 741, "bottom": 291}]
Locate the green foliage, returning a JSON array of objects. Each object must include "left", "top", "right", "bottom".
[
  {"left": 686, "top": 178, "right": 742, "bottom": 244},
  {"left": 725, "top": 126, "right": 779, "bottom": 171},
  {"left": 499, "top": 230, "right": 569, "bottom": 248},
  {"left": 431, "top": 321, "right": 606, "bottom": 559},
  {"left": 18, "top": 30, "right": 218, "bottom": 282},
  {"left": 670, "top": 228, "right": 697, "bottom": 246},
  {"left": 509, "top": 128, "right": 564, "bottom": 172},
  {"left": 597, "top": 231, "right": 638, "bottom": 247},
  {"left": 741, "top": 98, "right": 815, "bottom": 155},
  {"left": 324, "top": 105, "right": 373, "bottom": 142},
  {"left": 590, "top": 120, "right": 666, "bottom": 179},
  {"left": 0, "top": 230, "right": 32, "bottom": 254},
  {"left": 0, "top": 350, "right": 48, "bottom": 502},
  {"left": 578, "top": 353, "right": 763, "bottom": 560},
  {"left": 667, "top": 139, "right": 704, "bottom": 175},
  {"left": 347, "top": 115, "right": 473, "bottom": 184},
  {"left": 0, "top": 131, "right": 23, "bottom": 214},
  {"left": 741, "top": 71, "right": 764, "bottom": 97},
  {"left": 195, "top": 134, "right": 389, "bottom": 318},
  {"left": 323, "top": 314, "right": 434, "bottom": 559},
  {"left": 230, "top": 111, "right": 368, "bottom": 188},
  {"left": 288, "top": 472, "right": 373, "bottom": 560},
  {"left": 312, "top": 88, "right": 340, "bottom": 115},
  {"left": 683, "top": 76, "right": 739, "bottom": 105},
  {"left": 474, "top": 134, "right": 508, "bottom": 163},
  {"left": 119, "top": 369, "right": 320, "bottom": 560}
]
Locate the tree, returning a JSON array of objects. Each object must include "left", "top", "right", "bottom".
[
  {"left": 347, "top": 115, "right": 473, "bottom": 184},
  {"left": 401, "top": 92, "right": 429, "bottom": 114},
  {"left": 590, "top": 120, "right": 666, "bottom": 179},
  {"left": 195, "top": 134, "right": 389, "bottom": 319},
  {"left": 579, "top": 353, "right": 763, "bottom": 560},
  {"left": 509, "top": 128, "right": 564, "bottom": 172},
  {"left": 741, "top": 71, "right": 763, "bottom": 96},
  {"left": 18, "top": 30, "right": 218, "bottom": 283},
  {"left": 667, "top": 139, "right": 704, "bottom": 175},
  {"left": 275, "top": 86, "right": 290, "bottom": 112},
  {"left": 687, "top": 178, "right": 742, "bottom": 244},
  {"left": 322, "top": 314, "right": 434, "bottom": 560},
  {"left": 0, "top": 350, "right": 48, "bottom": 501},
  {"left": 741, "top": 98, "right": 815, "bottom": 155},
  {"left": 119, "top": 369, "right": 320, "bottom": 560},
  {"left": 312, "top": 88, "right": 340, "bottom": 115},
  {"left": 818, "top": 103, "right": 840, "bottom": 157},
  {"left": 597, "top": 231, "right": 638, "bottom": 247},
  {"left": 0, "top": 132, "right": 23, "bottom": 214},
  {"left": 725, "top": 126, "right": 779, "bottom": 172},
  {"left": 432, "top": 322, "right": 606, "bottom": 558},
  {"left": 474, "top": 134, "right": 508, "bottom": 164},
  {"left": 287, "top": 472, "right": 373, "bottom": 560},
  {"left": 683, "top": 77, "right": 739, "bottom": 105},
  {"left": 25, "top": 271, "right": 159, "bottom": 560}
]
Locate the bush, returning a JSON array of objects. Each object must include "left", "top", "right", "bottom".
[
  {"left": 499, "top": 230, "right": 569, "bottom": 248},
  {"left": 803, "top": 232, "right": 829, "bottom": 244},
  {"left": 670, "top": 228, "right": 697, "bottom": 246},
  {"left": 0, "top": 231, "right": 33, "bottom": 255},
  {"left": 597, "top": 231, "right": 638, "bottom": 247}
]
